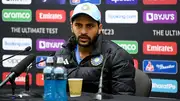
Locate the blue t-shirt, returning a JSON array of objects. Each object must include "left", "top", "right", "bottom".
[{"left": 75, "top": 45, "right": 82, "bottom": 64}]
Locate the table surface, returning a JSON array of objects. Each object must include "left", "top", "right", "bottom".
[{"left": 0, "top": 89, "right": 179, "bottom": 101}]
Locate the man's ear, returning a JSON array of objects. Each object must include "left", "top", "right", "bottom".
[{"left": 98, "top": 24, "right": 103, "bottom": 34}]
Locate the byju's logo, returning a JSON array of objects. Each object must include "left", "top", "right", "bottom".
[
  {"left": 143, "top": 60, "right": 177, "bottom": 74},
  {"left": 2, "top": 37, "right": 32, "bottom": 51},
  {"left": 2, "top": 9, "right": 32, "bottom": 22},
  {"left": 36, "top": 56, "right": 48, "bottom": 69},
  {"left": 2, "top": 0, "right": 32, "bottom": 5},
  {"left": 112, "top": 40, "right": 138, "bottom": 54},
  {"left": 36, "top": 39, "right": 65, "bottom": 51},
  {"left": 143, "top": 0, "right": 177, "bottom": 5},
  {"left": 70, "top": 0, "right": 101, "bottom": 5},
  {"left": 151, "top": 79, "right": 177, "bottom": 93},
  {"left": 36, "top": 0, "right": 66, "bottom": 4},
  {"left": 105, "top": 10, "right": 138, "bottom": 24},
  {"left": 106, "top": 0, "right": 137, "bottom": 5},
  {"left": 143, "top": 10, "right": 177, "bottom": 24}
]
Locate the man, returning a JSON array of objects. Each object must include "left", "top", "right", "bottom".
[{"left": 55, "top": 2, "right": 135, "bottom": 95}]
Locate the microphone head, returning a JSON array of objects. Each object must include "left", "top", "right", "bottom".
[
  {"left": 24, "top": 46, "right": 31, "bottom": 51},
  {"left": 10, "top": 54, "right": 35, "bottom": 76}
]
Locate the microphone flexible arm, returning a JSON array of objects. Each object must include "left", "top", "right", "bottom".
[
  {"left": 25, "top": 65, "right": 32, "bottom": 91},
  {"left": 95, "top": 49, "right": 111, "bottom": 100},
  {"left": 96, "top": 55, "right": 108, "bottom": 100}
]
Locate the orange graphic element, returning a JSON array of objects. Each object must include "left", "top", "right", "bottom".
[
  {"left": 36, "top": 73, "right": 44, "bottom": 86},
  {"left": 143, "top": 41, "right": 177, "bottom": 55},
  {"left": 2, "top": 72, "right": 32, "bottom": 85},
  {"left": 143, "top": 0, "right": 177, "bottom": 5},
  {"left": 133, "top": 59, "right": 138, "bottom": 69},
  {"left": 36, "top": 10, "right": 66, "bottom": 22}
]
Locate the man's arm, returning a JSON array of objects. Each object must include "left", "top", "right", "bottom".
[{"left": 110, "top": 48, "right": 136, "bottom": 95}]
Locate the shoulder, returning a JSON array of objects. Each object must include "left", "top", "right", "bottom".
[
  {"left": 102, "top": 40, "right": 132, "bottom": 60},
  {"left": 102, "top": 40, "right": 124, "bottom": 53}
]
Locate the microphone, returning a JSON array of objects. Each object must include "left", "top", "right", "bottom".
[
  {"left": 0, "top": 46, "right": 31, "bottom": 63},
  {"left": 95, "top": 48, "right": 111, "bottom": 100},
  {"left": 0, "top": 54, "right": 35, "bottom": 88}
]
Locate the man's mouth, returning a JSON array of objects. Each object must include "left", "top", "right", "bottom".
[{"left": 79, "top": 37, "right": 89, "bottom": 42}]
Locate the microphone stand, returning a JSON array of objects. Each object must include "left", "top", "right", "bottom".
[
  {"left": 94, "top": 49, "right": 112, "bottom": 100},
  {"left": 0, "top": 76, "right": 18, "bottom": 99},
  {"left": 25, "top": 67, "right": 30, "bottom": 91},
  {"left": 9, "top": 77, "right": 16, "bottom": 99},
  {"left": 18, "top": 65, "right": 42, "bottom": 98}
]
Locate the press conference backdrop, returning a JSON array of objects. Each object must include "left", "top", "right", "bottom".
[{"left": 0, "top": 0, "right": 179, "bottom": 99}]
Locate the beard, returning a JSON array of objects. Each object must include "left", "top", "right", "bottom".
[{"left": 73, "top": 33, "right": 98, "bottom": 47}]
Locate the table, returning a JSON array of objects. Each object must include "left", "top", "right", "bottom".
[{"left": 0, "top": 89, "right": 180, "bottom": 101}]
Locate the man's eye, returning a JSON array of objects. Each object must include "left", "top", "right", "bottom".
[
  {"left": 87, "top": 25, "right": 93, "bottom": 28},
  {"left": 76, "top": 24, "right": 82, "bottom": 28}
]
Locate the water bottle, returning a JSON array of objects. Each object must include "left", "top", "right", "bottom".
[
  {"left": 54, "top": 56, "right": 67, "bottom": 101},
  {"left": 43, "top": 56, "right": 55, "bottom": 101}
]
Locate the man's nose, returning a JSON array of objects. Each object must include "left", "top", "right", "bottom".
[{"left": 81, "top": 28, "right": 88, "bottom": 34}]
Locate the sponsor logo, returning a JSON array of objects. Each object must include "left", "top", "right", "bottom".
[
  {"left": 36, "top": 0, "right": 66, "bottom": 4},
  {"left": 151, "top": 79, "right": 177, "bottom": 93},
  {"left": 105, "top": 10, "right": 138, "bottom": 23},
  {"left": 36, "top": 39, "right": 65, "bottom": 51},
  {"left": 2, "top": 55, "right": 27, "bottom": 67},
  {"left": 2, "top": 0, "right": 31, "bottom": 5},
  {"left": 106, "top": 0, "right": 137, "bottom": 5},
  {"left": 143, "top": 41, "right": 177, "bottom": 55},
  {"left": 2, "top": 72, "right": 32, "bottom": 85},
  {"left": 143, "top": 10, "right": 177, "bottom": 24},
  {"left": 112, "top": 40, "right": 138, "bottom": 54},
  {"left": 102, "top": 28, "right": 114, "bottom": 35},
  {"left": 143, "top": 0, "right": 177, "bottom": 5},
  {"left": 70, "top": 0, "right": 101, "bottom": 5},
  {"left": 2, "top": 37, "right": 32, "bottom": 51},
  {"left": 2, "top": 9, "right": 32, "bottom": 22},
  {"left": 133, "top": 59, "right": 138, "bottom": 69},
  {"left": 70, "top": 10, "right": 73, "bottom": 17},
  {"left": 36, "top": 73, "right": 44, "bottom": 86},
  {"left": 36, "top": 10, "right": 66, "bottom": 22},
  {"left": 143, "top": 60, "right": 177, "bottom": 74},
  {"left": 36, "top": 56, "right": 48, "bottom": 69}
]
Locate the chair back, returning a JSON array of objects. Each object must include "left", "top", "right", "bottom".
[{"left": 134, "top": 69, "right": 152, "bottom": 97}]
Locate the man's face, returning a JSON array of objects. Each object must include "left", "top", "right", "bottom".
[{"left": 71, "top": 14, "right": 102, "bottom": 47}]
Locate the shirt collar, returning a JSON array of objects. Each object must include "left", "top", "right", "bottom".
[{"left": 75, "top": 45, "right": 82, "bottom": 64}]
